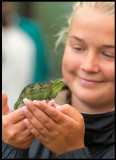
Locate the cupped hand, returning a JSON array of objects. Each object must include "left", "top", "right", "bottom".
[
  {"left": 2, "top": 91, "right": 35, "bottom": 149},
  {"left": 23, "top": 98, "right": 85, "bottom": 156}
]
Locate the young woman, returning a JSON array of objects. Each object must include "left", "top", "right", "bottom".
[{"left": 2, "top": 2, "right": 115, "bottom": 159}]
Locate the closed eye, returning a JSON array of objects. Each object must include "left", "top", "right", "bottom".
[
  {"left": 74, "top": 47, "right": 83, "bottom": 51},
  {"left": 103, "top": 52, "right": 115, "bottom": 58}
]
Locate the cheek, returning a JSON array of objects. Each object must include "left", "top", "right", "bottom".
[
  {"left": 62, "top": 48, "right": 80, "bottom": 75},
  {"left": 102, "top": 63, "right": 115, "bottom": 82}
]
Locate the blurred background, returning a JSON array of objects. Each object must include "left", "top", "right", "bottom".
[
  {"left": 14, "top": 2, "right": 74, "bottom": 79},
  {"left": 2, "top": 2, "right": 75, "bottom": 111}
]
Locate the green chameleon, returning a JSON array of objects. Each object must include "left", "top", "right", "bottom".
[{"left": 14, "top": 80, "right": 64, "bottom": 110}]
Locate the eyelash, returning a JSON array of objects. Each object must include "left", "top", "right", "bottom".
[
  {"left": 73, "top": 47, "right": 84, "bottom": 52},
  {"left": 102, "top": 52, "right": 114, "bottom": 58}
]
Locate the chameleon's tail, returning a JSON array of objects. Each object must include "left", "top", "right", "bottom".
[
  {"left": 14, "top": 100, "right": 23, "bottom": 110},
  {"left": 14, "top": 102, "right": 19, "bottom": 110}
]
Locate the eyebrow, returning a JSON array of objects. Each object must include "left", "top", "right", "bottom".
[
  {"left": 69, "top": 36, "right": 85, "bottom": 42},
  {"left": 102, "top": 45, "right": 115, "bottom": 48},
  {"left": 69, "top": 36, "right": 115, "bottom": 48}
]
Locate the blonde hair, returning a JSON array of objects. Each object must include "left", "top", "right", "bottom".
[{"left": 55, "top": 2, "right": 115, "bottom": 50}]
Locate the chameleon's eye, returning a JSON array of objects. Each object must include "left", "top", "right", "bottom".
[{"left": 56, "top": 80, "right": 60, "bottom": 84}]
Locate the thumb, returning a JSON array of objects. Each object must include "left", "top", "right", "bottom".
[{"left": 2, "top": 91, "right": 11, "bottom": 115}]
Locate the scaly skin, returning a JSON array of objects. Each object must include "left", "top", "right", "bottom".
[{"left": 14, "top": 80, "right": 64, "bottom": 110}]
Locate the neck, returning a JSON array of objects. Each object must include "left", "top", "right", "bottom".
[{"left": 71, "top": 94, "right": 114, "bottom": 114}]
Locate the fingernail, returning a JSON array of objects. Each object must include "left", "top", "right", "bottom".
[
  {"left": 42, "top": 100, "right": 46, "bottom": 103},
  {"left": 2, "top": 91, "right": 5, "bottom": 95},
  {"left": 33, "top": 100, "right": 41, "bottom": 107},
  {"left": 48, "top": 99, "right": 55, "bottom": 106},
  {"left": 23, "top": 106, "right": 28, "bottom": 114},
  {"left": 56, "top": 105, "right": 61, "bottom": 110},
  {"left": 24, "top": 119, "right": 30, "bottom": 125},
  {"left": 23, "top": 98, "right": 31, "bottom": 106}
]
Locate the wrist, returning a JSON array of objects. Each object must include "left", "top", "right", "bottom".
[{"left": 55, "top": 143, "right": 85, "bottom": 156}]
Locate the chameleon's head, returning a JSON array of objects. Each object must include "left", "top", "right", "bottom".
[
  {"left": 50, "top": 80, "right": 64, "bottom": 98},
  {"left": 54, "top": 80, "right": 64, "bottom": 88}
]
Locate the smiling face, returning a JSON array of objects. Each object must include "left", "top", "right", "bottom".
[{"left": 62, "top": 9, "right": 115, "bottom": 112}]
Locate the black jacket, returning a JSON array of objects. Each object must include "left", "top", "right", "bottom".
[{"left": 2, "top": 111, "right": 115, "bottom": 159}]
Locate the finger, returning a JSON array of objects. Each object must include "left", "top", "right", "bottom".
[
  {"left": 6, "top": 107, "right": 26, "bottom": 124},
  {"left": 2, "top": 91, "right": 11, "bottom": 115},
  {"left": 12, "top": 128, "right": 35, "bottom": 148},
  {"left": 24, "top": 118, "right": 45, "bottom": 141},
  {"left": 23, "top": 105, "right": 52, "bottom": 135},
  {"left": 22, "top": 127, "right": 35, "bottom": 138},
  {"left": 32, "top": 100, "right": 70, "bottom": 124},
  {"left": 15, "top": 119, "right": 29, "bottom": 130},
  {"left": 12, "top": 120, "right": 34, "bottom": 137},
  {"left": 23, "top": 99, "right": 57, "bottom": 130},
  {"left": 47, "top": 99, "right": 56, "bottom": 108},
  {"left": 57, "top": 104, "right": 84, "bottom": 122}
]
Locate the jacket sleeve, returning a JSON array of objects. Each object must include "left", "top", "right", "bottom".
[
  {"left": 2, "top": 141, "right": 29, "bottom": 159},
  {"left": 57, "top": 147, "right": 92, "bottom": 159}
]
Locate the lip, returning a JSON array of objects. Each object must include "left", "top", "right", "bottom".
[{"left": 78, "top": 76, "right": 104, "bottom": 85}]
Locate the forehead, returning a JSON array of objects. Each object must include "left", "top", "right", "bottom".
[{"left": 69, "top": 9, "right": 114, "bottom": 45}]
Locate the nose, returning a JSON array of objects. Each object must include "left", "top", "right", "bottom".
[{"left": 80, "top": 51, "right": 99, "bottom": 73}]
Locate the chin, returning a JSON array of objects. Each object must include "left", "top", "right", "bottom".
[{"left": 76, "top": 91, "right": 95, "bottom": 102}]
